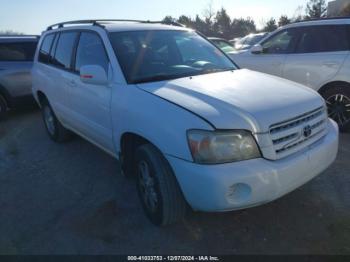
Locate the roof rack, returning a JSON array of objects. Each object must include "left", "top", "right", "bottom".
[
  {"left": 46, "top": 19, "right": 185, "bottom": 31},
  {"left": 293, "top": 16, "right": 350, "bottom": 24}
]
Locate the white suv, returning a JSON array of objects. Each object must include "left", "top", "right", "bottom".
[
  {"left": 230, "top": 18, "right": 350, "bottom": 131},
  {"left": 32, "top": 20, "right": 339, "bottom": 226}
]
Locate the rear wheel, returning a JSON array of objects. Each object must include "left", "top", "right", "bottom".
[
  {"left": 0, "top": 94, "right": 8, "bottom": 119},
  {"left": 135, "top": 144, "right": 187, "bottom": 226},
  {"left": 321, "top": 84, "right": 350, "bottom": 132},
  {"left": 41, "top": 98, "right": 72, "bottom": 142}
]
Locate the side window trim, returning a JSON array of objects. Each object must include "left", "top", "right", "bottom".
[
  {"left": 347, "top": 25, "right": 350, "bottom": 50},
  {"left": 38, "top": 33, "right": 56, "bottom": 64},
  {"left": 46, "top": 30, "right": 79, "bottom": 73},
  {"left": 48, "top": 33, "right": 59, "bottom": 64},
  {"left": 71, "top": 32, "right": 82, "bottom": 73}
]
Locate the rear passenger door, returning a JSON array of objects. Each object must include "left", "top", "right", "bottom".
[
  {"left": 38, "top": 31, "right": 79, "bottom": 121},
  {"left": 67, "top": 31, "right": 114, "bottom": 153},
  {"left": 283, "top": 25, "right": 350, "bottom": 90}
]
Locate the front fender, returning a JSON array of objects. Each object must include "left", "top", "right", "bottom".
[{"left": 111, "top": 84, "right": 213, "bottom": 162}]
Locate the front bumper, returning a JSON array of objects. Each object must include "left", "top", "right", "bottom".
[{"left": 167, "top": 119, "right": 339, "bottom": 212}]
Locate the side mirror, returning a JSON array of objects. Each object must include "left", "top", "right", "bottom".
[
  {"left": 80, "top": 65, "right": 108, "bottom": 85},
  {"left": 251, "top": 44, "right": 263, "bottom": 54}
]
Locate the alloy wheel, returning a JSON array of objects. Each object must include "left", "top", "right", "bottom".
[
  {"left": 326, "top": 94, "right": 350, "bottom": 128},
  {"left": 138, "top": 160, "right": 158, "bottom": 213},
  {"left": 44, "top": 106, "right": 55, "bottom": 135}
]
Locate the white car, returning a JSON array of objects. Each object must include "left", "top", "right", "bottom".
[
  {"left": 32, "top": 20, "right": 338, "bottom": 226},
  {"left": 234, "top": 32, "right": 269, "bottom": 51},
  {"left": 230, "top": 18, "right": 350, "bottom": 131}
]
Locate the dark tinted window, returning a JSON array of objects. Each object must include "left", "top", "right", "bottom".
[
  {"left": 0, "top": 41, "right": 37, "bottom": 61},
  {"left": 262, "top": 29, "right": 298, "bottom": 54},
  {"left": 296, "top": 25, "right": 349, "bottom": 53},
  {"left": 75, "top": 32, "right": 109, "bottom": 72},
  {"left": 52, "top": 32, "right": 78, "bottom": 70},
  {"left": 39, "top": 34, "right": 55, "bottom": 63}
]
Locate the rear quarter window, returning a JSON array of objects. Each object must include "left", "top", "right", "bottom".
[
  {"left": 0, "top": 41, "right": 37, "bottom": 62},
  {"left": 39, "top": 33, "right": 55, "bottom": 64}
]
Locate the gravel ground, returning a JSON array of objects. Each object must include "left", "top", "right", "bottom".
[{"left": 0, "top": 109, "right": 349, "bottom": 255}]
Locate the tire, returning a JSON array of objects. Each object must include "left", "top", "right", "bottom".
[
  {"left": 41, "top": 98, "right": 72, "bottom": 142},
  {"left": 135, "top": 144, "right": 187, "bottom": 226},
  {"left": 321, "top": 84, "right": 350, "bottom": 132},
  {"left": 0, "top": 94, "right": 8, "bottom": 120}
]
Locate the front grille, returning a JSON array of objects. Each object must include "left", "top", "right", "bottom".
[{"left": 269, "top": 107, "right": 328, "bottom": 159}]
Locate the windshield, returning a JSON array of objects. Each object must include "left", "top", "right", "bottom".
[
  {"left": 245, "top": 34, "right": 266, "bottom": 46},
  {"left": 236, "top": 34, "right": 267, "bottom": 50},
  {"left": 109, "top": 30, "right": 237, "bottom": 84}
]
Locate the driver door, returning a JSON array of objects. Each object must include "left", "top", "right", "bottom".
[{"left": 236, "top": 28, "right": 299, "bottom": 77}]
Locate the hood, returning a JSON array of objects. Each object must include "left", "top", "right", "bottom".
[{"left": 137, "top": 69, "right": 324, "bottom": 132}]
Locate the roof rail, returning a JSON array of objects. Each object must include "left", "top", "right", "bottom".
[
  {"left": 146, "top": 20, "right": 186, "bottom": 27},
  {"left": 292, "top": 16, "right": 350, "bottom": 24},
  {"left": 46, "top": 19, "right": 186, "bottom": 31}
]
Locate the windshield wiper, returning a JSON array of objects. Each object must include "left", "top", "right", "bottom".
[
  {"left": 130, "top": 75, "right": 173, "bottom": 84},
  {"left": 131, "top": 68, "right": 235, "bottom": 84}
]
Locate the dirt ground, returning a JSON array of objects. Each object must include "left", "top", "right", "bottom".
[{"left": 0, "top": 109, "right": 349, "bottom": 255}]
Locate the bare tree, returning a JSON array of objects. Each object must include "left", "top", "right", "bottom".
[
  {"left": 263, "top": 18, "right": 278, "bottom": 32},
  {"left": 278, "top": 15, "right": 291, "bottom": 27},
  {"left": 202, "top": 0, "right": 215, "bottom": 24},
  {"left": 293, "top": 5, "right": 304, "bottom": 22},
  {"left": 305, "top": 0, "right": 327, "bottom": 19}
]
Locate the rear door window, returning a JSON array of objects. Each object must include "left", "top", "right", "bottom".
[
  {"left": 52, "top": 32, "right": 78, "bottom": 70},
  {"left": 295, "top": 25, "right": 349, "bottom": 53},
  {"left": 39, "top": 34, "right": 55, "bottom": 63},
  {"left": 74, "top": 32, "right": 109, "bottom": 73},
  {"left": 0, "top": 41, "right": 37, "bottom": 62}
]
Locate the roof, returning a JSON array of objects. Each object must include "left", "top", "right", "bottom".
[
  {"left": 104, "top": 22, "right": 190, "bottom": 32},
  {"left": 284, "top": 17, "right": 350, "bottom": 29}
]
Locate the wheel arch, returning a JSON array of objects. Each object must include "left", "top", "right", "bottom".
[
  {"left": 36, "top": 90, "right": 48, "bottom": 108},
  {"left": 119, "top": 132, "right": 166, "bottom": 177},
  {"left": 318, "top": 81, "right": 350, "bottom": 95},
  {"left": 0, "top": 84, "right": 12, "bottom": 108}
]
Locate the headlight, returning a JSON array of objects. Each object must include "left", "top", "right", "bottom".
[{"left": 187, "top": 130, "right": 261, "bottom": 164}]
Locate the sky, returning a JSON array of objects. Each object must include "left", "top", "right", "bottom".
[{"left": 0, "top": 0, "right": 314, "bottom": 34}]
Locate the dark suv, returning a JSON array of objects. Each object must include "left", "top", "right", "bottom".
[{"left": 0, "top": 35, "right": 38, "bottom": 118}]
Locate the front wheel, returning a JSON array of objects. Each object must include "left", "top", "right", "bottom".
[
  {"left": 135, "top": 144, "right": 187, "bottom": 226},
  {"left": 322, "top": 84, "right": 350, "bottom": 132}
]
